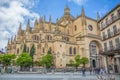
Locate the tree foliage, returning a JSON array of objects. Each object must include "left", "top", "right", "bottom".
[
  {"left": 23, "top": 44, "right": 27, "bottom": 52},
  {"left": 69, "top": 59, "right": 75, "bottom": 67},
  {"left": 30, "top": 44, "right": 35, "bottom": 58},
  {"left": 0, "top": 54, "right": 16, "bottom": 66},
  {"left": 80, "top": 57, "right": 89, "bottom": 67},
  {"left": 16, "top": 52, "right": 32, "bottom": 67},
  {"left": 39, "top": 54, "right": 53, "bottom": 68},
  {"left": 75, "top": 55, "right": 81, "bottom": 68}
]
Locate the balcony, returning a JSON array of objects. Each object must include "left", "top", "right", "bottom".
[
  {"left": 101, "top": 15, "right": 120, "bottom": 31},
  {"left": 102, "top": 29, "right": 120, "bottom": 41},
  {"left": 100, "top": 46, "right": 120, "bottom": 56}
]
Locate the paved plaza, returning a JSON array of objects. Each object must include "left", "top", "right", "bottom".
[{"left": 0, "top": 72, "right": 120, "bottom": 80}]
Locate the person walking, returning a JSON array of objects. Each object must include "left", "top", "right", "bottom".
[
  {"left": 89, "top": 67, "right": 92, "bottom": 75},
  {"left": 82, "top": 67, "right": 86, "bottom": 76}
]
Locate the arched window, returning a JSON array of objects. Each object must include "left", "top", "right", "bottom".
[
  {"left": 43, "top": 48, "right": 45, "bottom": 53},
  {"left": 73, "top": 47, "right": 76, "bottom": 54},
  {"left": 75, "top": 25, "right": 77, "bottom": 31},
  {"left": 47, "top": 35, "right": 52, "bottom": 41},
  {"left": 69, "top": 47, "right": 72, "bottom": 54},
  {"left": 17, "top": 48, "right": 19, "bottom": 54},
  {"left": 33, "top": 35, "right": 39, "bottom": 40},
  {"left": 27, "top": 47, "right": 29, "bottom": 53}
]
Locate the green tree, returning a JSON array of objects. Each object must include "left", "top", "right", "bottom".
[
  {"left": 75, "top": 55, "right": 81, "bottom": 68},
  {"left": 69, "top": 59, "right": 75, "bottom": 67},
  {"left": 80, "top": 57, "right": 89, "bottom": 67},
  {"left": 30, "top": 44, "right": 35, "bottom": 58},
  {"left": 30, "top": 44, "right": 35, "bottom": 67},
  {"left": 0, "top": 54, "right": 16, "bottom": 72},
  {"left": 39, "top": 54, "right": 53, "bottom": 68},
  {"left": 23, "top": 44, "right": 27, "bottom": 52},
  {"left": 16, "top": 52, "right": 32, "bottom": 70}
]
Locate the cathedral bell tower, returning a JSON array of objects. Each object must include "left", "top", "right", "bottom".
[{"left": 64, "top": 4, "right": 70, "bottom": 18}]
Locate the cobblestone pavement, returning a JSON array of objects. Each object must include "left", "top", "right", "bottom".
[{"left": 0, "top": 72, "right": 120, "bottom": 80}]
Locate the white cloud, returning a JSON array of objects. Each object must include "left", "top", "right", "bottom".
[
  {"left": 68, "top": 0, "right": 88, "bottom": 5},
  {"left": 0, "top": 0, "right": 39, "bottom": 49}
]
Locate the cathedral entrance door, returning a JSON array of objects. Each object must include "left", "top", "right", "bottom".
[{"left": 92, "top": 60, "right": 96, "bottom": 68}]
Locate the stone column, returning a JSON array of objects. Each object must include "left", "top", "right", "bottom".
[
  {"left": 116, "top": 57, "right": 120, "bottom": 74},
  {"left": 104, "top": 56, "right": 109, "bottom": 73}
]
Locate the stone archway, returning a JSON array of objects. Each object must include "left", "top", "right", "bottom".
[{"left": 89, "top": 40, "right": 102, "bottom": 68}]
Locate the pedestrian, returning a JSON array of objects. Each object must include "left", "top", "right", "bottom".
[
  {"left": 100, "top": 67, "right": 103, "bottom": 75},
  {"left": 82, "top": 67, "right": 86, "bottom": 76},
  {"left": 89, "top": 67, "right": 92, "bottom": 75}
]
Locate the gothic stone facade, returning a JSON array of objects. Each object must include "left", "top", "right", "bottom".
[{"left": 7, "top": 5, "right": 103, "bottom": 68}]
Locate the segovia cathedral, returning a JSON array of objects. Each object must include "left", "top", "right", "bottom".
[{"left": 7, "top": 5, "right": 103, "bottom": 68}]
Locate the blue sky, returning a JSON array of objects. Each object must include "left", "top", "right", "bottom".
[{"left": 0, "top": 0, "right": 120, "bottom": 50}]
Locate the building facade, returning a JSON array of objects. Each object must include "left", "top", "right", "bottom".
[
  {"left": 7, "top": 4, "right": 120, "bottom": 72},
  {"left": 99, "top": 4, "right": 120, "bottom": 73}
]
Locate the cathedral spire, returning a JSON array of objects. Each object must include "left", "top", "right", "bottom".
[
  {"left": 11, "top": 36, "right": 13, "bottom": 43},
  {"left": 26, "top": 19, "right": 31, "bottom": 32},
  {"left": 81, "top": 6, "right": 85, "bottom": 16},
  {"left": 64, "top": 4, "right": 70, "bottom": 17},
  {"left": 14, "top": 35, "right": 16, "bottom": 41},
  {"left": 35, "top": 18, "right": 38, "bottom": 24},
  {"left": 81, "top": 6, "right": 86, "bottom": 26},
  {"left": 27, "top": 19, "right": 30, "bottom": 26},
  {"left": 44, "top": 16, "right": 46, "bottom": 22},
  {"left": 18, "top": 23, "right": 22, "bottom": 35},
  {"left": 97, "top": 12, "right": 100, "bottom": 21},
  {"left": 49, "top": 15, "right": 52, "bottom": 23},
  {"left": 34, "top": 18, "right": 38, "bottom": 28},
  {"left": 8, "top": 38, "right": 10, "bottom": 45},
  {"left": 39, "top": 17, "right": 42, "bottom": 23}
]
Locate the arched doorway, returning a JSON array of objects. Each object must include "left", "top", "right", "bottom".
[
  {"left": 92, "top": 60, "right": 96, "bottom": 68},
  {"left": 89, "top": 41, "right": 102, "bottom": 68}
]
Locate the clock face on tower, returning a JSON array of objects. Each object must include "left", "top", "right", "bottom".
[{"left": 88, "top": 25, "right": 93, "bottom": 31}]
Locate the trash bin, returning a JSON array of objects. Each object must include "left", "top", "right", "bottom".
[{"left": 7, "top": 68, "right": 12, "bottom": 73}]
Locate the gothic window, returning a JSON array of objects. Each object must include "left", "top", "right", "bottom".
[
  {"left": 43, "top": 48, "right": 45, "bottom": 53},
  {"left": 33, "top": 35, "right": 39, "bottom": 41},
  {"left": 74, "top": 25, "right": 77, "bottom": 31},
  {"left": 69, "top": 47, "right": 72, "bottom": 54},
  {"left": 89, "top": 42, "right": 97, "bottom": 55},
  {"left": 17, "top": 48, "right": 19, "bottom": 54},
  {"left": 73, "top": 47, "right": 76, "bottom": 54},
  {"left": 21, "top": 45, "right": 22, "bottom": 49},
  {"left": 47, "top": 35, "right": 52, "bottom": 41},
  {"left": 27, "top": 47, "right": 29, "bottom": 53}
]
